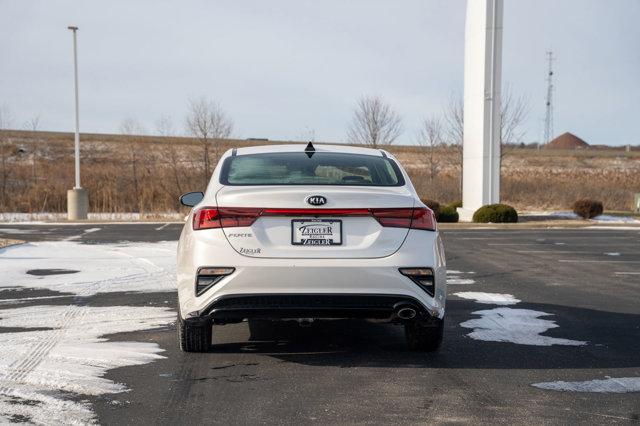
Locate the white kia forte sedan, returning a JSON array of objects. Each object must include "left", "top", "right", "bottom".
[{"left": 176, "top": 143, "right": 446, "bottom": 352}]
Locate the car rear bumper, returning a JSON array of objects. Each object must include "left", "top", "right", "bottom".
[
  {"left": 196, "top": 293, "right": 431, "bottom": 323},
  {"left": 177, "top": 229, "right": 447, "bottom": 321}
]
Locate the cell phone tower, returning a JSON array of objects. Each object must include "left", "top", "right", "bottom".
[{"left": 543, "top": 50, "right": 555, "bottom": 145}]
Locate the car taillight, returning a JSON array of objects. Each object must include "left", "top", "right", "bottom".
[
  {"left": 192, "top": 207, "right": 262, "bottom": 230},
  {"left": 193, "top": 207, "right": 436, "bottom": 231},
  {"left": 409, "top": 208, "right": 437, "bottom": 231},
  {"left": 371, "top": 208, "right": 436, "bottom": 231},
  {"left": 193, "top": 208, "right": 221, "bottom": 230},
  {"left": 370, "top": 208, "right": 414, "bottom": 228}
]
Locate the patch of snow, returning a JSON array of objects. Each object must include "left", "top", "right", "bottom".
[
  {"left": 0, "top": 241, "right": 177, "bottom": 295},
  {"left": 550, "top": 211, "right": 580, "bottom": 219},
  {"left": 0, "top": 228, "right": 39, "bottom": 235},
  {"left": 460, "top": 308, "right": 587, "bottom": 346},
  {"left": 447, "top": 270, "right": 476, "bottom": 285},
  {"left": 532, "top": 377, "right": 640, "bottom": 393},
  {"left": 586, "top": 226, "right": 640, "bottom": 230},
  {"left": 453, "top": 292, "right": 520, "bottom": 305},
  {"left": 592, "top": 214, "right": 640, "bottom": 224},
  {"left": 448, "top": 278, "right": 476, "bottom": 285},
  {"left": 0, "top": 295, "right": 71, "bottom": 305},
  {"left": 0, "top": 305, "right": 174, "bottom": 424},
  {"left": 546, "top": 211, "right": 640, "bottom": 224},
  {"left": 0, "top": 212, "right": 184, "bottom": 223}
]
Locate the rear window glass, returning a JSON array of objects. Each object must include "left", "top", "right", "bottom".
[{"left": 220, "top": 152, "right": 404, "bottom": 186}]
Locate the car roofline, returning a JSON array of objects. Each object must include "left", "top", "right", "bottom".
[{"left": 225, "top": 144, "right": 389, "bottom": 158}]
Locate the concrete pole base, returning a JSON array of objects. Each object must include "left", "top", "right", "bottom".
[
  {"left": 457, "top": 207, "right": 476, "bottom": 223},
  {"left": 67, "top": 188, "right": 89, "bottom": 220}
]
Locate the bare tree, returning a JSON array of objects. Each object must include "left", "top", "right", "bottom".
[
  {"left": 416, "top": 116, "right": 444, "bottom": 181},
  {"left": 185, "top": 97, "right": 233, "bottom": 187},
  {"left": 23, "top": 115, "right": 41, "bottom": 183},
  {"left": 155, "top": 113, "right": 176, "bottom": 137},
  {"left": 442, "top": 96, "right": 464, "bottom": 196},
  {"left": 500, "top": 86, "right": 530, "bottom": 147},
  {"left": 442, "top": 89, "right": 529, "bottom": 150},
  {"left": 442, "top": 88, "right": 529, "bottom": 195},
  {"left": 120, "top": 117, "right": 146, "bottom": 204},
  {"left": 296, "top": 126, "right": 316, "bottom": 143},
  {"left": 442, "top": 96, "right": 464, "bottom": 148},
  {"left": 155, "top": 114, "right": 184, "bottom": 197},
  {"left": 347, "top": 95, "right": 403, "bottom": 147},
  {"left": 0, "top": 105, "right": 14, "bottom": 205}
]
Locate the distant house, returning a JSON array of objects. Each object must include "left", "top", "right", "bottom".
[{"left": 545, "top": 132, "right": 589, "bottom": 149}]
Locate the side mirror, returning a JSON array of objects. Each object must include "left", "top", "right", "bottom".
[{"left": 179, "top": 192, "right": 204, "bottom": 207}]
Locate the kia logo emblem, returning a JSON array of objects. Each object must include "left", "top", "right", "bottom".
[{"left": 306, "top": 195, "right": 327, "bottom": 206}]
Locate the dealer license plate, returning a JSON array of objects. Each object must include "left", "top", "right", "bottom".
[{"left": 291, "top": 220, "right": 342, "bottom": 246}]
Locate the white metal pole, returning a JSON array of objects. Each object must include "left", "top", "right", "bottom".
[{"left": 68, "top": 26, "right": 81, "bottom": 189}]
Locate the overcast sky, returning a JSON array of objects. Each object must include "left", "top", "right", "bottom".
[{"left": 1, "top": 0, "right": 639, "bottom": 146}]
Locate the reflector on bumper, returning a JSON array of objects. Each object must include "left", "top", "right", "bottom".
[
  {"left": 399, "top": 267, "right": 435, "bottom": 296},
  {"left": 196, "top": 267, "right": 235, "bottom": 296}
]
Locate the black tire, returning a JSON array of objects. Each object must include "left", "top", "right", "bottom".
[
  {"left": 178, "top": 314, "right": 212, "bottom": 352},
  {"left": 404, "top": 317, "right": 444, "bottom": 352}
]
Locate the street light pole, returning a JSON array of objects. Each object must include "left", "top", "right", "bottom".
[
  {"left": 69, "top": 26, "right": 81, "bottom": 188},
  {"left": 66, "top": 25, "right": 88, "bottom": 220}
]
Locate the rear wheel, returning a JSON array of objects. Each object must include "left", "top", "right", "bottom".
[
  {"left": 404, "top": 317, "right": 444, "bottom": 352},
  {"left": 178, "top": 314, "right": 212, "bottom": 352}
]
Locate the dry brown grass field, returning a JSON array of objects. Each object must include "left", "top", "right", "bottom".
[{"left": 1, "top": 130, "right": 639, "bottom": 214}]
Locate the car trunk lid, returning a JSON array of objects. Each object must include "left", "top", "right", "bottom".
[{"left": 214, "top": 186, "right": 415, "bottom": 259}]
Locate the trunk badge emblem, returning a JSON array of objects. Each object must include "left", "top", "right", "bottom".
[{"left": 306, "top": 195, "right": 327, "bottom": 206}]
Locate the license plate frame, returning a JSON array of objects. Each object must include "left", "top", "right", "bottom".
[{"left": 291, "top": 219, "right": 342, "bottom": 246}]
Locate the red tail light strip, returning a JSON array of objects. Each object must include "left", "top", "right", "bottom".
[{"left": 193, "top": 207, "right": 436, "bottom": 231}]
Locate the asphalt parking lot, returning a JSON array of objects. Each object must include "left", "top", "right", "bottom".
[{"left": 0, "top": 223, "right": 639, "bottom": 424}]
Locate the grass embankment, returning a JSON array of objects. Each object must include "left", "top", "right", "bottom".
[{"left": 1, "top": 130, "right": 639, "bottom": 214}]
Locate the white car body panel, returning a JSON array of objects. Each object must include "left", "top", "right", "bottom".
[
  {"left": 177, "top": 144, "right": 446, "bottom": 323},
  {"left": 216, "top": 186, "right": 415, "bottom": 259}
]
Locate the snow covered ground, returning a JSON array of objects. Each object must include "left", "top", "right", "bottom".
[
  {"left": 537, "top": 211, "right": 640, "bottom": 224},
  {"left": 0, "top": 240, "right": 178, "bottom": 424},
  {"left": 452, "top": 278, "right": 586, "bottom": 346},
  {"left": 1, "top": 241, "right": 177, "bottom": 296},
  {"left": 532, "top": 377, "right": 640, "bottom": 393},
  {"left": 0, "top": 212, "right": 183, "bottom": 223},
  {"left": 453, "top": 292, "right": 520, "bottom": 305}
]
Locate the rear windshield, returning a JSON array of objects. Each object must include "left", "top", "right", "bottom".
[{"left": 220, "top": 152, "right": 405, "bottom": 186}]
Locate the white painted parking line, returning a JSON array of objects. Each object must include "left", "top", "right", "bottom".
[
  {"left": 62, "top": 227, "right": 101, "bottom": 241},
  {"left": 614, "top": 272, "right": 640, "bottom": 275},
  {"left": 559, "top": 260, "right": 640, "bottom": 264},
  {"left": 488, "top": 243, "right": 549, "bottom": 246},
  {"left": 517, "top": 250, "right": 637, "bottom": 255},
  {"left": 155, "top": 223, "right": 171, "bottom": 231},
  {"left": 517, "top": 250, "right": 596, "bottom": 254}
]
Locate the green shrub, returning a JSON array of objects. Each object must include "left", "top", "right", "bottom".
[
  {"left": 439, "top": 205, "right": 459, "bottom": 223},
  {"left": 421, "top": 199, "right": 440, "bottom": 220},
  {"left": 449, "top": 200, "right": 462, "bottom": 209},
  {"left": 472, "top": 204, "right": 518, "bottom": 223},
  {"left": 572, "top": 199, "right": 603, "bottom": 219}
]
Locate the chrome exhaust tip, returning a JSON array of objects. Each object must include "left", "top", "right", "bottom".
[
  {"left": 396, "top": 307, "right": 417, "bottom": 320},
  {"left": 297, "top": 318, "right": 314, "bottom": 327}
]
